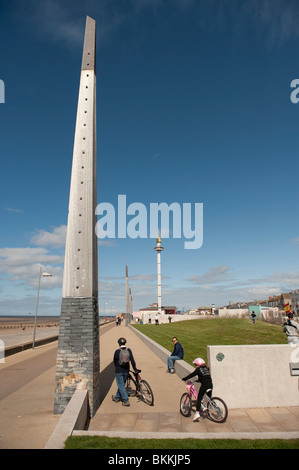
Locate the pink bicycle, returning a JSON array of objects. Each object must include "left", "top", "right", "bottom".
[{"left": 180, "top": 380, "right": 228, "bottom": 423}]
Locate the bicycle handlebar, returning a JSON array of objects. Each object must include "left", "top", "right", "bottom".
[
  {"left": 186, "top": 379, "right": 197, "bottom": 385},
  {"left": 130, "top": 369, "right": 141, "bottom": 375}
]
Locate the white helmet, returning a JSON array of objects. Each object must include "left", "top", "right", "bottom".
[{"left": 193, "top": 357, "right": 205, "bottom": 367}]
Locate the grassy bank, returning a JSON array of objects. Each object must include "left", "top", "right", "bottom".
[
  {"left": 65, "top": 435, "right": 299, "bottom": 449},
  {"left": 133, "top": 317, "right": 286, "bottom": 364}
]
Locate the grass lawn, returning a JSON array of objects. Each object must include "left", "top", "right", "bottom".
[
  {"left": 132, "top": 317, "right": 286, "bottom": 364},
  {"left": 65, "top": 435, "right": 299, "bottom": 449}
]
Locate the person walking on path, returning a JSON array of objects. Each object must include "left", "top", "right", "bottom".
[
  {"left": 112, "top": 337, "right": 139, "bottom": 406},
  {"left": 283, "top": 313, "right": 299, "bottom": 344},
  {"left": 251, "top": 311, "right": 256, "bottom": 324},
  {"left": 182, "top": 357, "right": 213, "bottom": 422},
  {"left": 166, "top": 337, "right": 184, "bottom": 374}
]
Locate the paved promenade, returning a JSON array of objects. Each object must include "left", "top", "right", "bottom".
[{"left": 0, "top": 322, "right": 299, "bottom": 448}]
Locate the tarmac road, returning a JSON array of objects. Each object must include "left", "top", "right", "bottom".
[
  {"left": 0, "top": 323, "right": 116, "bottom": 400},
  {"left": 0, "top": 347, "right": 57, "bottom": 402},
  {"left": 0, "top": 322, "right": 115, "bottom": 449}
]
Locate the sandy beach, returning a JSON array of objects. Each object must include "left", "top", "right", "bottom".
[
  {"left": 0, "top": 317, "right": 60, "bottom": 348},
  {"left": 0, "top": 317, "right": 59, "bottom": 332},
  {"left": 0, "top": 316, "right": 112, "bottom": 348}
]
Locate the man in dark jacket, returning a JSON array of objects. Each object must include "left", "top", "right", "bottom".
[
  {"left": 167, "top": 337, "right": 184, "bottom": 374},
  {"left": 112, "top": 337, "right": 139, "bottom": 406}
]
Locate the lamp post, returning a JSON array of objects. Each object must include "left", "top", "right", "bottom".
[
  {"left": 104, "top": 302, "right": 108, "bottom": 316},
  {"left": 32, "top": 267, "right": 52, "bottom": 349}
]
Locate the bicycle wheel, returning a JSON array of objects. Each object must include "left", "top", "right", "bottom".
[
  {"left": 207, "top": 397, "right": 228, "bottom": 423},
  {"left": 125, "top": 374, "right": 137, "bottom": 397},
  {"left": 139, "top": 379, "right": 154, "bottom": 406},
  {"left": 180, "top": 393, "right": 192, "bottom": 417}
]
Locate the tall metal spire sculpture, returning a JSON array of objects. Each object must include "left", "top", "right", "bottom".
[
  {"left": 125, "top": 265, "right": 129, "bottom": 326},
  {"left": 54, "top": 16, "right": 99, "bottom": 417}
]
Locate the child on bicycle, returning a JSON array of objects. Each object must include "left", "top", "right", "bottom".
[{"left": 182, "top": 357, "right": 213, "bottom": 422}]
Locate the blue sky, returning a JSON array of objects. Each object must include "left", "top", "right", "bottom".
[{"left": 1, "top": 0, "right": 299, "bottom": 316}]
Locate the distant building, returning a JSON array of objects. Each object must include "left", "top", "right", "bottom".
[
  {"left": 198, "top": 307, "right": 213, "bottom": 315},
  {"left": 290, "top": 290, "right": 299, "bottom": 312},
  {"left": 139, "top": 303, "right": 176, "bottom": 316},
  {"left": 132, "top": 311, "right": 142, "bottom": 320}
]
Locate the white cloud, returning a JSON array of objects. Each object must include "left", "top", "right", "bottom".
[
  {"left": 250, "top": 271, "right": 299, "bottom": 288},
  {"left": 5, "top": 207, "right": 24, "bottom": 214},
  {"left": 98, "top": 240, "right": 118, "bottom": 247},
  {"left": 248, "top": 0, "right": 299, "bottom": 46},
  {"left": 0, "top": 294, "right": 61, "bottom": 316},
  {"left": 30, "top": 225, "right": 67, "bottom": 248},
  {"left": 188, "top": 265, "right": 232, "bottom": 285},
  {"left": 15, "top": 0, "right": 84, "bottom": 48},
  {"left": 13, "top": 0, "right": 299, "bottom": 51},
  {"left": 0, "top": 247, "right": 63, "bottom": 288},
  {"left": 0, "top": 247, "right": 62, "bottom": 267}
]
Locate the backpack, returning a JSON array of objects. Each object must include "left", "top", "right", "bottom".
[{"left": 118, "top": 347, "right": 130, "bottom": 367}]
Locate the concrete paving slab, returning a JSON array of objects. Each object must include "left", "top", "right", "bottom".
[
  {"left": 134, "top": 413, "right": 159, "bottom": 432},
  {"left": 158, "top": 412, "right": 182, "bottom": 433},
  {"left": 267, "top": 408, "right": 299, "bottom": 432},
  {"left": 181, "top": 417, "right": 209, "bottom": 433},
  {"left": 290, "top": 406, "right": 299, "bottom": 417},
  {"left": 246, "top": 408, "right": 285, "bottom": 433},
  {"left": 226, "top": 409, "right": 260, "bottom": 433}
]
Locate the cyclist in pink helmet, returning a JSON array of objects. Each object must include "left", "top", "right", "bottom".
[
  {"left": 182, "top": 357, "right": 213, "bottom": 422},
  {"left": 193, "top": 357, "right": 205, "bottom": 367}
]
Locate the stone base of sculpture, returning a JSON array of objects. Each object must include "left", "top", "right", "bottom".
[{"left": 54, "top": 297, "right": 100, "bottom": 417}]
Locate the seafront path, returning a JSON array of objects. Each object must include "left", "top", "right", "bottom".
[{"left": 0, "top": 321, "right": 299, "bottom": 449}]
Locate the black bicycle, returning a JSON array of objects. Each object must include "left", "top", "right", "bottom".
[{"left": 125, "top": 369, "right": 154, "bottom": 406}]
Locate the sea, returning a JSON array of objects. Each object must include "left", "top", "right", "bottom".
[{"left": 0, "top": 315, "right": 115, "bottom": 326}]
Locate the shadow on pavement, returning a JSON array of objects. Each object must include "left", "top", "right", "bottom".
[{"left": 99, "top": 361, "right": 115, "bottom": 406}]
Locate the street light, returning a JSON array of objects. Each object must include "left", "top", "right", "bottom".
[{"left": 32, "top": 267, "right": 52, "bottom": 349}]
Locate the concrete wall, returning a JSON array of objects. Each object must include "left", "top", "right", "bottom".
[
  {"left": 217, "top": 307, "right": 287, "bottom": 326},
  {"left": 261, "top": 309, "right": 286, "bottom": 326},
  {"left": 140, "top": 310, "right": 249, "bottom": 323},
  {"left": 45, "top": 389, "right": 88, "bottom": 449},
  {"left": 217, "top": 308, "right": 248, "bottom": 318},
  {"left": 139, "top": 313, "right": 215, "bottom": 324},
  {"left": 208, "top": 344, "right": 299, "bottom": 408}
]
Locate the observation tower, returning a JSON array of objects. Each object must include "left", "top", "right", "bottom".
[{"left": 154, "top": 236, "right": 164, "bottom": 314}]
